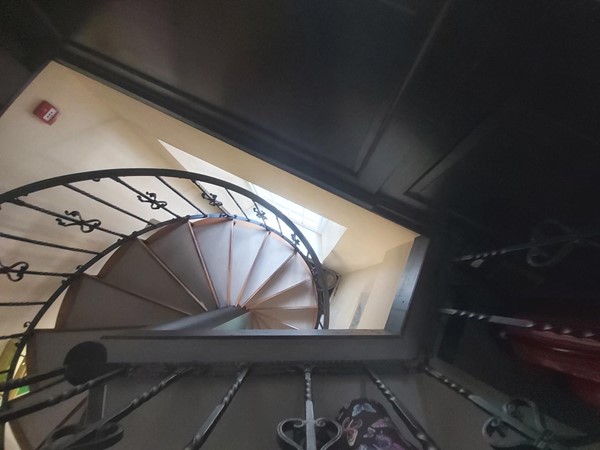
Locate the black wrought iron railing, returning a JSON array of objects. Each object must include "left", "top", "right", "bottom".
[
  {"left": 1, "top": 169, "right": 598, "bottom": 449},
  {"left": 2, "top": 352, "right": 596, "bottom": 450},
  {"left": 0, "top": 169, "right": 330, "bottom": 387}
]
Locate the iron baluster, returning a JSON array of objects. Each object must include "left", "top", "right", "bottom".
[
  {"left": 305, "top": 367, "right": 317, "bottom": 449},
  {"left": 14, "top": 376, "right": 67, "bottom": 399},
  {"left": 0, "top": 367, "right": 65, "bottom": 392},
  {"left": 275, "top": 216, "right": 284, "bottom": 235},
  {"left": 41, "top": 368, "right": 192, "bottom": 450},
  {"left": 0, "top": 368, "right": 124, "bottom": 423},
  {"left": 192, "top": 180, "right": 230, "bottom": 216},
  {"left": 106, "top": 367, "right": 191, "bottom": 423},
  {"left": 55, "top": 211, "right": 102, "bottom": 233},
  {"left": 440, "top": 308, "right": 600, "bottom": 342},
  {"left": 0, "top": 259, "right": 73, "bottom": 281},
  {"left": 156, "top": 176, "right": 207, "bottom": 216},
  {"left": 419, "top": 364, "right": 595, "bottom": 450},
  {"left": 225, "top": 188, "right": 249, "bottom": 220},
  {"left": 365, "top": 367, "right": 439, "bottom": 450},
  {"left": 0, "top": 333, "right": 24, "bottom": 341},
  {"left": 64, "top": 183, "right": 154, "bottom": 225},
  {"left": 0, "top": 301, "right": 46, "bottom": 307},
  {"left": 277, "top": 367, "right": 342, "bottom": 450},
  {"left": 0, "top": 260, "right": 29, "bottom": 281},
  {"left": 3, "top": 269, "right": 72, "bottom": 279},
  {"left": 252, "top": 200, "right": 268, "bottom": 227},
  {"left": 111, "top": 177, "right": 180, "bottom": 217},
  {"left": 183, "top": 366, "right": 249, "bottom": 450},
  {"left": 9, "top": 199, "right": 125, "bottom": 237},
  {"left": 0, "top": 232, "right": 100, "bottom": 255}
]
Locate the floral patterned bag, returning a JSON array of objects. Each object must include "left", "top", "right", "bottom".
[{"left": 335, "top": 399, "right": 417, "bottom": 450}]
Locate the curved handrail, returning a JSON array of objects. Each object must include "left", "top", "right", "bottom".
[{"left": 0, "top": 168, "right": 329, "bottom": 402}]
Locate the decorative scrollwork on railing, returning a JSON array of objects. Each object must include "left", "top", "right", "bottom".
[
  {"left": 291, "top": 233, "right": 300, "bottom": 246},
  {"left": 277, "top": 367, "right": 342, "bottom": 450},
  {"left": 420, "top": 364, "right": 599, "bottom": 450},
  {"left": 137, "top": 192, "right": 168, "bottom": 210},
  {"left": 56, "top": 210, "right": 101, "bottom": 233},
  {"left": 201, "top": 192, "right": 223, "bottom": 207},
  {"left": 277, "top": 417, "right": 342, "bottom": 450},
  {"left": 0, "top": 260, "right": 30, "bottom": 282},
  {"left": 481, "top": 398, "right": 600, "bottom": 450},
  {"left": 253, "top": 206, "right": 267, "bottom": 221}
]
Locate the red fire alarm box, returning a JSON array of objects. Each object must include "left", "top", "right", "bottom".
[{"left": 33, "top": 101, "right": 60, "bottom": 125}]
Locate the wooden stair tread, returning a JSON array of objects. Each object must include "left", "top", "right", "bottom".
[
  {"left": 97, "top": 239, "right": 204, "bottom": 315},
  {"left": 56, "top": 275, "right": 187, "bottom": 330},
  {"left": 146, "top": 221, "right": 217, "bottom": 310},
  {"left": 257, "top": 307, "right": 317, "bottom": 329},
  {"left": 192, "top": 220, "right": 233, "bottom": 307},
  {"left": 255, "top": 312, "right": 298, "bottom": 330},
  {"left": 238, "top": 233, "right": 294, "bottom": 306},
  {"left": 244, "top": 251, "right": 313, "bottom": 308},
  {"left": 251, "top": 279, "right": 317, "bottom": 310},
  {"left": 229, "top": 221, "right": 269, "bottom": 306}
]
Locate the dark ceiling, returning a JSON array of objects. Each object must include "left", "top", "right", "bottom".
[{"left": 3, "top": 0, "right": 600, "bottom": 243}]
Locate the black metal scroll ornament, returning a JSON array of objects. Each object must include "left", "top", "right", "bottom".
[
  {"left": 56, "top": 210, "right": 101, "bottom": 233},
  {"left": 0, "top": 260, "right": 29, "bottom": 282},
  {"left": 421, "top": 365, "right": 598, "bottom": 450},
  {"left": 483, "top": 398, "right": 595, "bottom": 450},
  {"left": 277, "top": 367, "right": 342, "bottom": 450},
  {"left": 201, "top": 192, "right": 223, "bottom": 207},
  {"left": 253, "top": 206, "right": 267, "bottom": 221},
  {"left": 291, "top": 234, "right": 300, "bottom": 246},
  {"left": 137, "top": 191, "right": 168, "bottom": 209}
]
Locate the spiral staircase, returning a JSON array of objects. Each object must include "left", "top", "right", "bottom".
[
  {"left": 0, "top": 169, "right": 329, "bottom": 449},
  {"left": 2, "top": 172, "right": 598, "bottom": 450},
  {"left": 57, "top": 218, "right": 319, "bottom": 332}
]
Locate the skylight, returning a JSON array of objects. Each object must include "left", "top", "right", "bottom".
[
  {"left": 158, "top": 140, "right": 347, "bottom": 262},
  {"left": 250, "top": 185, "right": 325, "bottom": 233}
]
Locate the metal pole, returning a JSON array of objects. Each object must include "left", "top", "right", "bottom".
[
  {"left": 183, "top": 366, "right": 250, "bottom": 450},
  {"left": 440, "top": 308, "right": 599, "bottom": 341},
  {"left": 366, "top": 367, "right": 440, "bottom": 450}
]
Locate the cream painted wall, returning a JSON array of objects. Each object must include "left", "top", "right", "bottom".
[
  {"left": 329, "top": 240, "right": 414, "bottom": 329},
  {"left": 358, "top": 240, "right": 413, "bottom": 329},
  {"left": 329, "top": 264, "right": 380, "bottom": 329},
  {"left": 74, "top": 67, "right": 418, "bottom": 274},
  {"left": 0, "top": 63, "right": 185, "bottom": 191}
]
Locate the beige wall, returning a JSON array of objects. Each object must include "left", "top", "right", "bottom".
[
  {"left": 358, "top": 240, "right": 413, "bottom": 329},
  {"left": 330, "top": 264, "right": 380, "bottom": 329},
  {"left": 0, "top": 63, "right": 185, "bottom": 192},
  {"left": 329, "top": 240, "right": 413, "bottom": 329}
]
